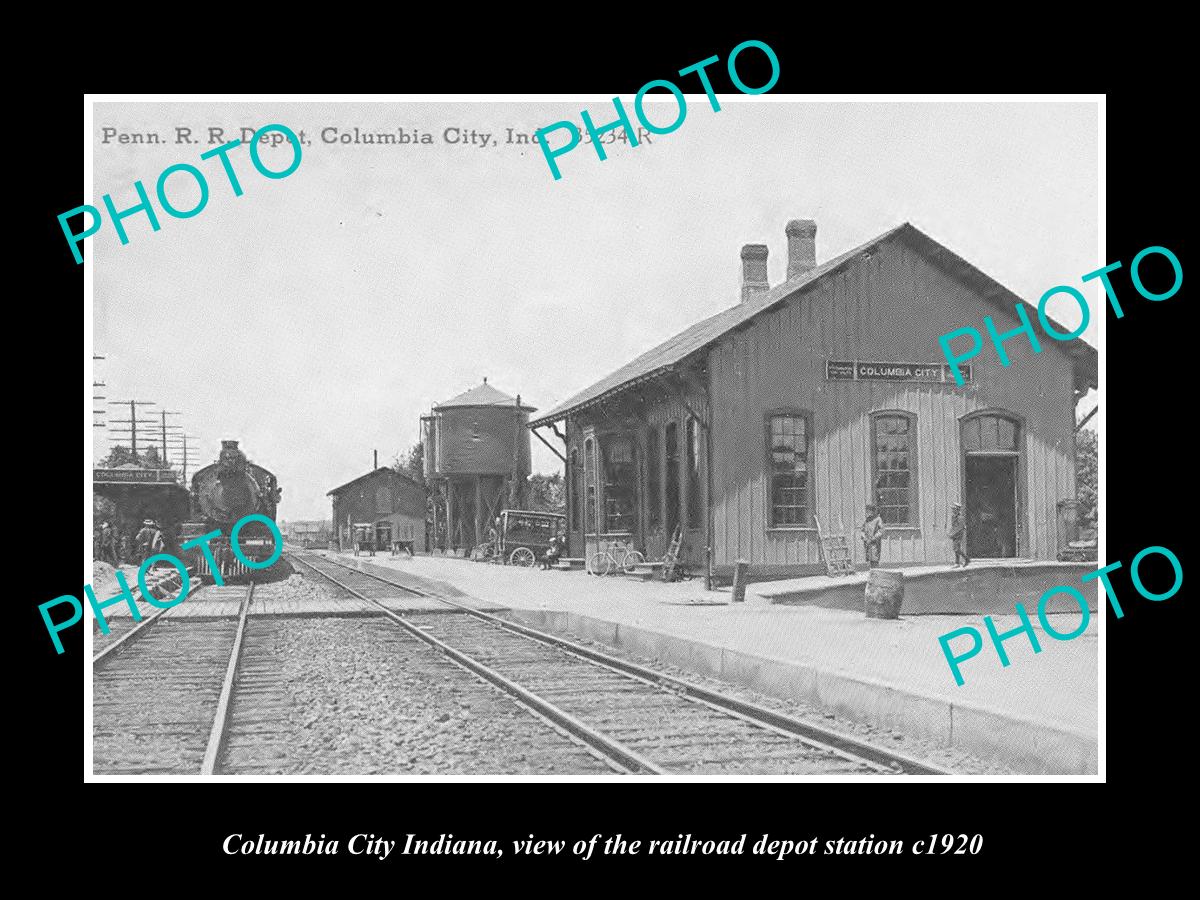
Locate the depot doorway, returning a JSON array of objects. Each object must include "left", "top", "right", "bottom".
[{"left": 964, "top": 454, "right": 1018, "bottom": 558}]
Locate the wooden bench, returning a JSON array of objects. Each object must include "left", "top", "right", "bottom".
[{"left": 551, "top": 557, "right": 586, "bottom": 571}]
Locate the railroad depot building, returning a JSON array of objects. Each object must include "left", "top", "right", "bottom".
[
  {"left": 327, "top": 466, "right": 427, "bottom": 552},
  {"left": 529, "top": 220, "right": 1097, "bottom": 581}
]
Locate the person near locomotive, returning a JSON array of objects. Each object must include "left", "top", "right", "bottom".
[
  {"left": 861, "top": 503, "right": 884, "bottom": 568},
  {"left": 135, "top": 520, "right": 156, "bottom": 564},
  {"left": 98, "top": 520, "right": 117, "bottom": 565}
]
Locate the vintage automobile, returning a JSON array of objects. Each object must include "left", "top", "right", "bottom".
[{"left": 477, "top": 509, "right": 566, "bottom": 567}]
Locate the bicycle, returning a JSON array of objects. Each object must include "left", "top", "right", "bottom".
[{"left": 587, "top": 540, "right": 646, "bottom": 576}]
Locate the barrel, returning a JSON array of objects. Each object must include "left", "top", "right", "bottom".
[{"left": 864, "top": 569, "right": 904, "bottom": 619}]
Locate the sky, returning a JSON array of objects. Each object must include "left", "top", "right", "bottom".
[{"left": 90, "top": 99, "right": 1099, "bottom": 521}]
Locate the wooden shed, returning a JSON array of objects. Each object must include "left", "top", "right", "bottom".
[
  {"left": 327, "top": 466, "right": 427, "bottom": 553},
  {"left": 528, "top": 221, "right": 1097, "bottom": 582}
]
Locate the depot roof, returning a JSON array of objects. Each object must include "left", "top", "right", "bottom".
[
  {"left": 326, "top": 466, "right": 421, "bottom": 497},
  {"left": 529, "top": 223, "right": 1098, "bottom": 427}
]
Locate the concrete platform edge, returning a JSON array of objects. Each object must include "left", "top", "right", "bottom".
[{"left": 504, "top": 608, "right": 1098, "bottom": 775}]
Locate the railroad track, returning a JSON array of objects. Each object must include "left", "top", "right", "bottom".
[
  {"left": 93, "top": 574, "right": 619, "bottom": 775},
  {"left": 289, "top": 552, "right": 952, "bottom": 776},
  {"left": 92, "top": 583, "right": 253, "bottom": 776}
]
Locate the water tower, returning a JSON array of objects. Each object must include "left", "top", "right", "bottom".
[{"left": 421, "top": 379, "right": 534, "bottom": 551}]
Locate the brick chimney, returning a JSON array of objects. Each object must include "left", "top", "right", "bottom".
[
  {"left": 740, "top": 244, "right": 769, "bottom": 303},
  {"left": 785, "top": 219, "right": 817, "bottom": 280}
]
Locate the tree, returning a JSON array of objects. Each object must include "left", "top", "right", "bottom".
[
  {"left": 100, "top": 445, "right": 165, "bottom": 469},
  {"left": 1076, "top": 427, "right": 1097, "bottom": 533},
  {"left": 527, "top": 472, "right": 565, "bottom": 515},
  {"left": 393, "top": 442, "right": 425, "bottom": 484}
]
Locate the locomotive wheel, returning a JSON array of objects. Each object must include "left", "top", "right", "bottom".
[
  {"left": 509, "top": 547, "right": 536, "bottom": 567},
  {"left": 621, "top": 550, "right": 646, "bottom": 575}
]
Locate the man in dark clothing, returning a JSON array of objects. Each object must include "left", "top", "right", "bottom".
[
  {"left": 950, "top": 502, "right": 969, "bottom": 567},
  {"left": 861, "top": 503, "right": 884, "bottom": 568},
  {"left": 135, "top": 520, "right": 155, "bottom": 564},
  {"left": 99, "top": 521, "right": 117, "bottom": 565}
]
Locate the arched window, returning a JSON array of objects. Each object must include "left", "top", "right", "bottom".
[
  {"left": 569, "top": 447, "right": 582, "bottom": 533},
  {"left": 645, "top": 428, "right": 662, "bottom": 530},
  {"left": 584, "top": 438, "right": 597, "bottom": 535},
  {"left": 871, "top": 412, "right": 917, "bottom": 526},
  {"left": 767, "top": 412, "right": 812, "bottom": 527},
  {"left": 686, "top": 417, "right": 702, "bottom": 530}
]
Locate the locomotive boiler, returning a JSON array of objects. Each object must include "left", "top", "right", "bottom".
[{"left": 182, "top": 439, "right": 284, "bottom": 582}]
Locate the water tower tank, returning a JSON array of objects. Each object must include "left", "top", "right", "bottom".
[{"left": 430, "top": 380, "right": 535, "bottom": 477}]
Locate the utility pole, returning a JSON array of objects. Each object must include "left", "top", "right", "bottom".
[
  {"left": 92, "top": 355, "right": 107, "bottom": 438},
  {"left": 106, "top": 400, "right": 154, "bottom": 459},
  {"left": 157, "top": 410, "right": 182, "bottom": 463},
  {"left": 164, "top": 432, "right": 200, "bottom": 481}
]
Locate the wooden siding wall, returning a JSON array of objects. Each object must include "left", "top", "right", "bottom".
[{"left": 709, "top": 239, "right": 1078, "bottom": 569}]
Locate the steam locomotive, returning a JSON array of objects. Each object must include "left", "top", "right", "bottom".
[{"left": 180, "top": 440, "right": 284, "bottom": 582}]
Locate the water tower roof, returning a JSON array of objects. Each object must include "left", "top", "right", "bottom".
[{"left": 437, "top": 380, "right": 537, "bottom": 412}]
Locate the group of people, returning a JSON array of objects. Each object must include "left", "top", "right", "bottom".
[
  {"left": 94, "top": 519, "right": 165, "bottom": 567},
  {"left": 859, "top": 501, "right": 970, "bottom": 569}
]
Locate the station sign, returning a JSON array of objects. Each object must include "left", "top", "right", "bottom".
[
  {"left": 826, "top": 360, "right": 972, "bottom": 384},
  {"left": 93, "top": 467, "right": 178, "bottom": 484}
]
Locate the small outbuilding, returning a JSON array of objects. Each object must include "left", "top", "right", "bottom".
[{"left": 327, "top": 466, "right": 426, "bottom": 553}]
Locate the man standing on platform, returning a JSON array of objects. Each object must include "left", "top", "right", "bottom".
[
  {"left": 950, "top": 502, "right": 970, "bottom": 568},
  {"left": 861, "top": 503, "right": 884, "bottom": 569}
]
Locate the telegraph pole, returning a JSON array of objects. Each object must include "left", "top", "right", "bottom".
[
  {"left": 164, "top": 432, "right": 200, "bottom": 481},
  {"left": 92, "top": 355, "right": 107, "bottom": 437},
  {"left": 157, "top": 410, "right": 182, "bottom": 463},
  {"left": 106, "top": 400, "right": 154, "bottom": 459}
]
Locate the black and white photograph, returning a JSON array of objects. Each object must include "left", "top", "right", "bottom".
[{"left": 84, "top": 96, "right": 1101, "bottom": 780}]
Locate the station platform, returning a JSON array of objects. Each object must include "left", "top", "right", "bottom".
[
  {"left": 336, "top": 551, "right": 1099, "bottom": 775},
  {"left": 755, "top": 559, "right": 1096, "bottom": 615}
]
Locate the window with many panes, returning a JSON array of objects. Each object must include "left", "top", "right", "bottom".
[
  {"left": 872, "top": 413, "right": 916, "bottom": 526},
  {"left": 665, "top": 422, "right": 680, "bottom": 535},
  {"left": 569, "top": 447, "right": 582, "bottom": 534},
  {"left": 584, "top": 438, "right": 597, "bottom": 534},
  {"left": 961, "top": 413, "right": 1019, "bottom": 452},
  {"left": 768, "top": 413, "right": 810, "bottom": 527},
  {"left": 686, "top": 417, "right": 702, "bottom": 530},
  {"left": 645, "top": 428, "right": 661, "bottom": 529},
  {"left": 603, "top": 436, "right": 637, "bottom": 533}
]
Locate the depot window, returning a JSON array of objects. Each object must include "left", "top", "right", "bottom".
[
  {"left": 686, "top": 417, "right": 702, "bottom": 530},
  {"left": 569, "top": 447, "right": 582, "bottom": 534},
  {"left": 768, "top": 413, "right": 811, "bottom": 527},
  {"left": 603, "top": 435, "right": 636, "bottom": 534},
  {"left": 961, "top": 413, "right": 1020, "bottom": 452},
  {"left": 584, "top": 438, "right": 597, "bottom": 534},
  {"left": 872, "top": 412, "right": 916, "bottom": 526},
  {"left": 645, "top": 428, "right": 662, "bottom": 530}
]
